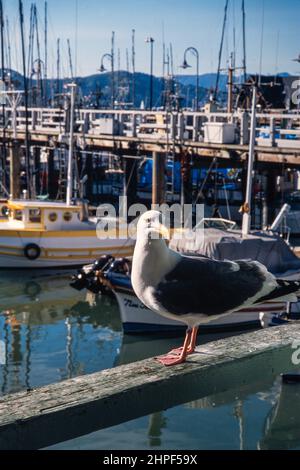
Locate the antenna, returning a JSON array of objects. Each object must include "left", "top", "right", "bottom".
[
  {"left": 131, "top": 28, "right": 135, "bottom": 107},
  {"left": 67, "top": 39, "right": 74, "bottom": 80}
]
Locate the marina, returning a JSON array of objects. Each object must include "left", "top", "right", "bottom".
[{"left": 0, "top": 0, "right": 300, "bottom": 455}]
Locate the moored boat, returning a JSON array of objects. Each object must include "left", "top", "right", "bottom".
[{"left": 0, "top": 199, "right": 134, "bottom": 268}]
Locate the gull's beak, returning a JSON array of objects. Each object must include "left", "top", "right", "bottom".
[{"left": 154, "top": 223, "right": 170, "bottom": 240}]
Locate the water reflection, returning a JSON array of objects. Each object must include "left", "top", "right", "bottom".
[
  {"left": 0, "top": 271, "right": 122, "bottom": 395},
  {"left": 1, "top": 271, "right": 300, "bottom": 450},
  {"left": 259, "top": 382, "right": 300, "bottom": 450}
]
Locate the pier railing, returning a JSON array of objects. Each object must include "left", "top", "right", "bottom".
[{"left": 2, "top": 106, "right": 300, "bottom": 149}]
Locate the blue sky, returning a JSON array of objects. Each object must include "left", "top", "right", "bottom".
[{"left": 4, "top": 0, "right": 300, "bottom": 77}]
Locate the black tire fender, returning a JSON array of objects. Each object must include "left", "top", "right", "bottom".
[{"left": 24, "top": 243, "right": 41, "bottom": 261}]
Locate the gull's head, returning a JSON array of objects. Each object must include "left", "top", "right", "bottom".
[{"left": 136, "top": 210, "right": 169, "bottom": 242}]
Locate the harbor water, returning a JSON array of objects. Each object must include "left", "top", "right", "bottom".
[{"left": 0, "top": 270, "right": 299, "bottom": 450}]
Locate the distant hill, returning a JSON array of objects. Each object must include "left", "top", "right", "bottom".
[
  {"left": 176, "top": 73, "right": 228, "bottom": 92},
  {"left": 4, "top": 69, "right": 292, "bottom": 108},
  {"left": 6, "top": 69, "right": 214, "bottom": 108}
]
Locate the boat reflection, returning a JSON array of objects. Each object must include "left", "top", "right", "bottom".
[
  {"left": 2, "top": 272, "right": 300, "bottom": 450},
  {"left": 0, "top": 273, "right": 122, "bottom": 395},
  {"left": 258, "top": 381, "right": 300, "bottom": 450}
]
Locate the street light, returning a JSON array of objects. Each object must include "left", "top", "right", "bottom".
[
  {"left": 180, "top": 47, "right": 199, "bottom": 111},
  {"left": 99, "top": 52, "right": 114, "bottom": 108},
  {"left": 145, "top": 37, "right": 154, "bottom": 110}
]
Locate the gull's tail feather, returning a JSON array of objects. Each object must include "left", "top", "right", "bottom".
[{"left": 256, "top": 279, "right": 300, "bottom": 305}]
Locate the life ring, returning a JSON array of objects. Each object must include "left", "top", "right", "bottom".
[{"left": 24, "top": 243, "right": 41, "bottom": 261}]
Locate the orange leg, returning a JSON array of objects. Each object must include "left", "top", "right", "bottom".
[
  {"left": 187, "top": 327, "right": 199, "bottom": 354},
  {"left": 156, "top": 328, "right": 192, "bottom": 366},
  {"left": 169, "top": 327, "right": 199, "bottom": 356}
]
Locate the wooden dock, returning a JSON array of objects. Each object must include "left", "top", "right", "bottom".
[{"left": 1, "top": 323, "right": 300, "bottom": 450}]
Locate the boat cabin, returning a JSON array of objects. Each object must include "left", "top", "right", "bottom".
[{"left": 5, "top": 200, "right": 88, "bottom": 231}]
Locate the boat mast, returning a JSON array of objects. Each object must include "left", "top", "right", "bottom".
[
  {"left": 66, "top": 83, "right": 76, "bottom": 206},
  {"left": 19, "top": 0, "right": 32, "bottom": 198},
  {"left": 131, "top": 29, "right": 135, "bottom": 108},
  {"left": 56, "top": 38, "right": 60, "bottom": 96},
  {"left": 242, "top": 85, "right": 257, "bottom": 236},
  {"left": 111, "top": 31, "right": 115, "bottom": 109},
  {"left": 0, "top": 0, "right": 6, "bottom": 195},
  {"left": 67, "top": 39, "right": 74, "bottom": 80},
  {"left": 214, "top": 0, "right": 229, "bottom": 101},
  {"left": 44, "top": 1, "right": 48, "bottom": 105},
  {"left": 242, "top": 0, "right": 247, "bottom": 83}
]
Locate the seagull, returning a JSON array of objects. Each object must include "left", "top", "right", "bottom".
[{"left": 132, "top": 210, "right": 300, "bottom": 366}]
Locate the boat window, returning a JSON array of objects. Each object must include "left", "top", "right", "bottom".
[
  {"left": 29, "top": 209, "right": 42, "bottom": 223},
  {"left": 1, "top": 205, "right": 8, "bottom": 217},
  {"left": 48, "top": 212, "right": 58, "bottom": 222},
  {"left": 14, "top": 210, "right": 23, "bottom": 221},
  {"left": 63, "top": 212, "right": 72, "bottom": 222}
]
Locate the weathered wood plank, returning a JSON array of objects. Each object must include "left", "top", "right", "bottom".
[{"left": 0, "top": 323, "right": 300, "bottom": 450}]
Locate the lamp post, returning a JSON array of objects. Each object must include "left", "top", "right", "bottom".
[
  {"left": 99, "top": 52, "right": 115, "bottom": 108},
  {"left": 180, "top": 47, "right": 199, "bottom": 111},
  {"left": 146, "top": 37, "right": 154, "bottom": 110}
]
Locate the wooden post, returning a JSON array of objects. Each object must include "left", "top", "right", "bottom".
[
  {"left": 47, "top": 149, "right": 57, "bottom": 199},
  {"left": 269, "top": 117, "right": 275, "bottom": 148},
  {"left": 32, "top": 146, "right": 41, "bottom": 197},
  {"left": 152, "top": 151, "right": 165, "bottom": 206},
  {"left": 265, "top": 168, "right": 278, "bottom": 224},
  {"left": 124, "top": 156, "right": 137, "bottom": 209},
  {"left": 85, "top": 148, "right": 94, "bottom": 203},
  {"left": 9, "top": 141, "right": 21, "bottom": 199},
  {"left": 239, "top": 111, "right": 250, "bottom": 145}
]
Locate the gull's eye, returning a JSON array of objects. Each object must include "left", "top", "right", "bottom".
[{"left": 146, "top": 218, "right": 151, "bottom": 224}]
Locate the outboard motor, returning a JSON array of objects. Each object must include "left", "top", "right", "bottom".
[{"left": 70, "top": 255, "right": 115, "bottom": 292}]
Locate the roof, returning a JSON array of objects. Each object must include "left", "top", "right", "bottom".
[{"left": 8, "top": 200, "right": 79, "bottom": 210}]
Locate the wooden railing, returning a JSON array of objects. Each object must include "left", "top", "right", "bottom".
[{"left": 2, "top": 106, "right": 300, "bottom": 149}]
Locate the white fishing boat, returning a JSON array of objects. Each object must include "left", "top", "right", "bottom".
[
  {"left": 71, "top": 247, "right": 300, "bottom": 334},
  {"left": 0, "top": 199, "right": 134, "bottom": 268},
  {"left": 108, "top": 273, "right": 293, "bottom": 334}
]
